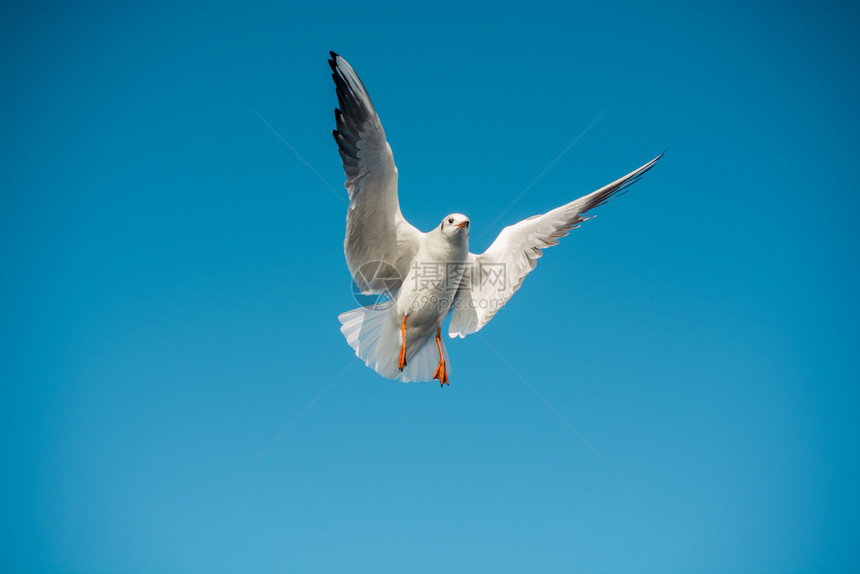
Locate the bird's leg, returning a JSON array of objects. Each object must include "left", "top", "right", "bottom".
[
  {"left": 398, "top": 315, "right": 408, "bottom": 370},
  {"left": 432, "top": 326, "right": 449, "bottom": 387}
]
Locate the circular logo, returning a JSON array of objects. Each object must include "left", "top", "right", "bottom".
[{"left": 351, "top": 260, "right": 402, "bottom": 309}]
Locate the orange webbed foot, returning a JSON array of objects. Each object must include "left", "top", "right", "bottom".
[
  {"left": 432, "top": 326, "right": 449, "bottom": 387},
  {"left": 433, "top": 360, "right": 449, "bottom": 387}
]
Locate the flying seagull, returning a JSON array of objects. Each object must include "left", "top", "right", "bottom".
[{"left": 330, "top": 52, "right": 661, "bottom": 387}]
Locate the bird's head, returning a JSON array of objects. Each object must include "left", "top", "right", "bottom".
[{"left": 439, "top": 213, "right": 470, "bottom": 242}]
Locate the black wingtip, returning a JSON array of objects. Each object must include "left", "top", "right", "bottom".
[{"left": 329, "top": 50, "right": 339, "bottom": 59}]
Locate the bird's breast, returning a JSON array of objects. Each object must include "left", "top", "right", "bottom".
[{"left": 396, "top": 250, "right": 469, "bottom": 326}]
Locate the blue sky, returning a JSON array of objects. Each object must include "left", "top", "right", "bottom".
[{"left": 2, "top": 0, "right": 858, "bottom": 572}]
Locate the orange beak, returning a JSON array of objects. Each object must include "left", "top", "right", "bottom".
[{"left": 456, "top": 221, "right": 469, "bottom": 229}]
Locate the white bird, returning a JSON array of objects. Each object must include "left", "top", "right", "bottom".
[{"left": 330, "top": 52, "right": 661, "bottom": 386}]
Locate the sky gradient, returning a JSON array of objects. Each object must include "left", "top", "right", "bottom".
[{"left": 2, "top": 1, "right": 859, "bottom": 572}]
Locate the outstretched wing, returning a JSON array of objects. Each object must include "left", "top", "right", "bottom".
[
  {"left": 330, "top": 52, "right": 421, "bottom": 294},
  {"left": 449, "top": 153, "right": 663, "bottom": 338}
]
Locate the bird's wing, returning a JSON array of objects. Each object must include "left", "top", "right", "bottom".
[
  {"left": 449, "top": 154, "right": 662, "bottom": 338},
  {"left": 330, "top": 52, "right": 421, "bottom": 294}
]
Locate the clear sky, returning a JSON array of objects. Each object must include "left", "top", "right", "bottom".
[{"left": 2, "top": 1, "right": 858, "bottom": 572}]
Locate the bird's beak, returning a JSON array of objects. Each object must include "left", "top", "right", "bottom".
[{"left": 456, "top": 221, "right": 469, "bottom": 229}]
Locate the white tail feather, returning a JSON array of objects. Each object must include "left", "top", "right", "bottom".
[
  {"left": 401, "top": 332, "right": 450, "bottom": 383},
  {"left": 339, "top": 306, "right": 450, "bottom": 383}
]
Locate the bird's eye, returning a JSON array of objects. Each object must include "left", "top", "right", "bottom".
[{"left": 448, "top": 218, "right": 454, "bottom": 224}]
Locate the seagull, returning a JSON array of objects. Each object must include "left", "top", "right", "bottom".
[{"left": 330, "top": 52, "right": 661, "bottom": 387}]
